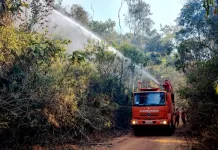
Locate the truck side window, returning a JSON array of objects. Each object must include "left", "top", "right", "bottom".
[
  {"left": 134, "top": 94, "right": 140, "bottom": 104},
  {"left": 159, "top": 93, "right": 165, "bottom": 104}
]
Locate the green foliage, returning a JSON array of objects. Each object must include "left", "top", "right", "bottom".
[
  {"left": 0, "top": 26, "right": 130, "bottom": 145},
  {"left": 89, "top": 19, "right": 116, "bottom": 42},
  {"left": 118, "top": 43, "right": 149, "bottom": 67},
  {"left": 178, "top": 57, "right": 218, "bottom": 150},
  {"left": 176, "top": 1, "right": 218, "bottom": 148},
  {"left": 203, "top": 0, "right": 217, "bottom": 16},
  {"left": 53, "top": 0, "right": 63, "bottom": 10},
  {"left": 147, "top": 55, "right": 186, "bottom": 107},
  {"left": 179, "top": 57, "right": 218, "bottom": 104},
  {"left": 175, "top": 38, "right": 210, "bottom": 71},
  {"left": 54, "top": 2, "right": 90, "bottom": 26},
  {"left": 25, "top": 0, "right": 54, "bottom": 31},
  {"left": 53, "top": 1, "right": 174, "bottom": 66},
  {"left": 125, "top": 0, "right": 153, "bottom": 38},
  {"left": 175, "top": 0, "right": 218, "bottom": 70},
  {"left": 0, "top": 0, "right": 28, "bottom": 15},
  {"left": 145, "top": 25, "right": 176, "bottom": 65},
  {"left": 0, "top": 0, "right": 177, "bottom": 147},
  {"left": 70, "top": 4, "right": 90, "bottom": 25},
  {"left": 84, "top": 42, "right": 132, "bottom": 128}
]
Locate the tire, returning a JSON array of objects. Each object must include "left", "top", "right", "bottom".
[
  {"left": 170, "top": 116, "right": 176, "bottom": 134},
  {"left": 133, "top": 127, "right": 140, "bottom": 136},
  {"left": 167, "top": 121, "right": 175, "bottom": 136},
  {"left": 171, "top": 125, "right": 176, "bottom": 134}
]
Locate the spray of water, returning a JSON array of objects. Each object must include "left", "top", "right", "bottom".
[
  {"left": 144, "top": 72, "right": 160, "bottom": 85},
  {"left": 47, "top": 10, "right": 160, "bottom": 84},
  {"left": 135, "top": 66, "right": 160, "bottom": 84}
]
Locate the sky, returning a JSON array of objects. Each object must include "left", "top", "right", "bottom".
[{"left": 62, "top": 0, "right": 184, "bottom": 33}]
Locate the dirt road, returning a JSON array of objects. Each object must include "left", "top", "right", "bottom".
[
  {"left": 88, "top": 125, "right": 190, "bottom": 150},
  {"left": 32, "top": 125, "right": 191, "bottom": 150}
]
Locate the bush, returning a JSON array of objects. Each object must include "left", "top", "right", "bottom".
[
  {"left": 178, "top": 56, "right": 218, "bottom": 150},
  {"left": 0, "top": 28, "right": 131, "bottom": 145}
]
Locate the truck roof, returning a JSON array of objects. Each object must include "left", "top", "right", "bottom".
[{"left": 133, "top": 91, "right": 166, "bottom": 94}]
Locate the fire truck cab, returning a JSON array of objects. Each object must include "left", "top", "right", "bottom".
[{"left": 131, "top": 81, "right": 176, "bottom": 135}]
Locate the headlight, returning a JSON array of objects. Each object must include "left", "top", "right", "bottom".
[
  {"left": 132, "top": 120, "right": 138, "bottom": 125},
  {"left": 160, "top": 121, "right": 167, "bottom": 124}
]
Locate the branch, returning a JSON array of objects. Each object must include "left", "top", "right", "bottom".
[
  {"left": 76, "top": 110, "right": 100, "bottom": 130},
  {"left": 79, "top": 129, "right": 91, "bottom": 142},
  {"left": 118, "top": 0, "right": 124, "bottom": 40},
  {"left": 90, "top": 3, "right": 94, "bottom": 19},
  {"left": 0, "top": 105, "right": 18, "bottom": 116},
  {"left": 88, "top": 143, "right": 113, "bottom": 146},
  {"left": 0, "top": 20, "right": 6, "bottom": 26}
]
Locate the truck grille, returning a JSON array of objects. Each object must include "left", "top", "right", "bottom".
[{"left": 140, "top": 113, "right": 159, "bottom": 116}]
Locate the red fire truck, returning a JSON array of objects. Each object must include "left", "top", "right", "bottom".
[{"left": 131, "top": 81, "right": 176, "bottom": 135}]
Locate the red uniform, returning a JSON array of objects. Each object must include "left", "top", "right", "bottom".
[
  {"left": 163, "top": 81, "right": 172, "bottom": 91},
  {"left": 181, "top": 110, "right": 187, "bottom": 125},
  {"left": 163, "top": 83, "right": 170, "bottom": 91},
  {"left": 175, "top": 110, "right": 180, "bottom": 126}
]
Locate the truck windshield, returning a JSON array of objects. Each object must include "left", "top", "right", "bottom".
[{"left": 133, "top": 92, "right": 165, "bottom": 106}]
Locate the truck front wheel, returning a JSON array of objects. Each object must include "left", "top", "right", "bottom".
[
  {"left": 132, "top": 127, "right": 140, "bottom": 136},
  {"left": 167, "top": 121, "right": 175, "bottom": 135}
]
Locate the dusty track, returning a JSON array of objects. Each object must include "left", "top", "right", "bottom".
[{"left": 86, "top": 125, "right": 191, "bottom": 150}]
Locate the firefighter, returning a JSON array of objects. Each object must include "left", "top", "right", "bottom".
[
  {"left": 161, "top": 80, "right": 172, "bottom": 92},
  {"left": 181, "top": 108, "right": 187, "bottom": 125},
  {"left": 175, "top": 108, "right": 180, "bottom": 127}
]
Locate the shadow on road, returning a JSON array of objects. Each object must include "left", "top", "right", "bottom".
[
  {"left": 132, "top": 125, "right": 189, "bottom": 137},
  {"left": 132, "top": 128, "right": 173, "bottom": 136}
]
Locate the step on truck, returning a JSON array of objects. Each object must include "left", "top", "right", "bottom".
[{"left": 131, "top": 80, "right": 176, "bottom": 135}]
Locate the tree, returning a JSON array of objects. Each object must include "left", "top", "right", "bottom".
[
  {"left": 175, "top": 1, "right": 218, "bottom": 149},
  {"left": 176, "top": 0, "right": 218, "bottom": 44},
  {"left": 203, "top": 0, "right": 218, "bottom": 16},
  {"left": 124, "top": 0, "right": 153, "bottom": 39},
  {"left": 0, "top": 0, "right": 29, "bottom": 26},
  {"left": 0, "top": 0, "right": 135, "bottom": 147},
  {"left": 53, "top": 0, "right": 63, "bottom": 10},
  {"left": 144, "top": 26, "right": 176, "bottom": 65},
  {"left": 175, "top": 0, "right": 218, "bottom": 70},
  {"left": 89, "top": 19, "right": 116, "bottom": 42},
  {"left": 25, "top": 0, "right": 54, "bottom": 31},
  {"left": 176, "top": 0, "right": 208, "bottom": 41},
  {"left": 70, "top": 4, "right": 89, "bottom": 25},
  {"left": 0, "top": 0, "right": 28, "bottom": 15},
  {"left": 83, "top": 42, "right": 131, "bottom": 128},
  {"left": 177, "top": 56, "right": 218, "bottom": 150},
  {"left": 118, "top": 43, "right": 149, "bottom": 67}
]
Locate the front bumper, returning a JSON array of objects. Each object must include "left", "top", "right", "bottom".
[{"left": 131, "top": 119, "right": 169, "bottom": 126}]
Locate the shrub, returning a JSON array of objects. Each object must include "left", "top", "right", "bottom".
[{"left": 178, "top": 56, "right": 218, "bottom": 150}]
